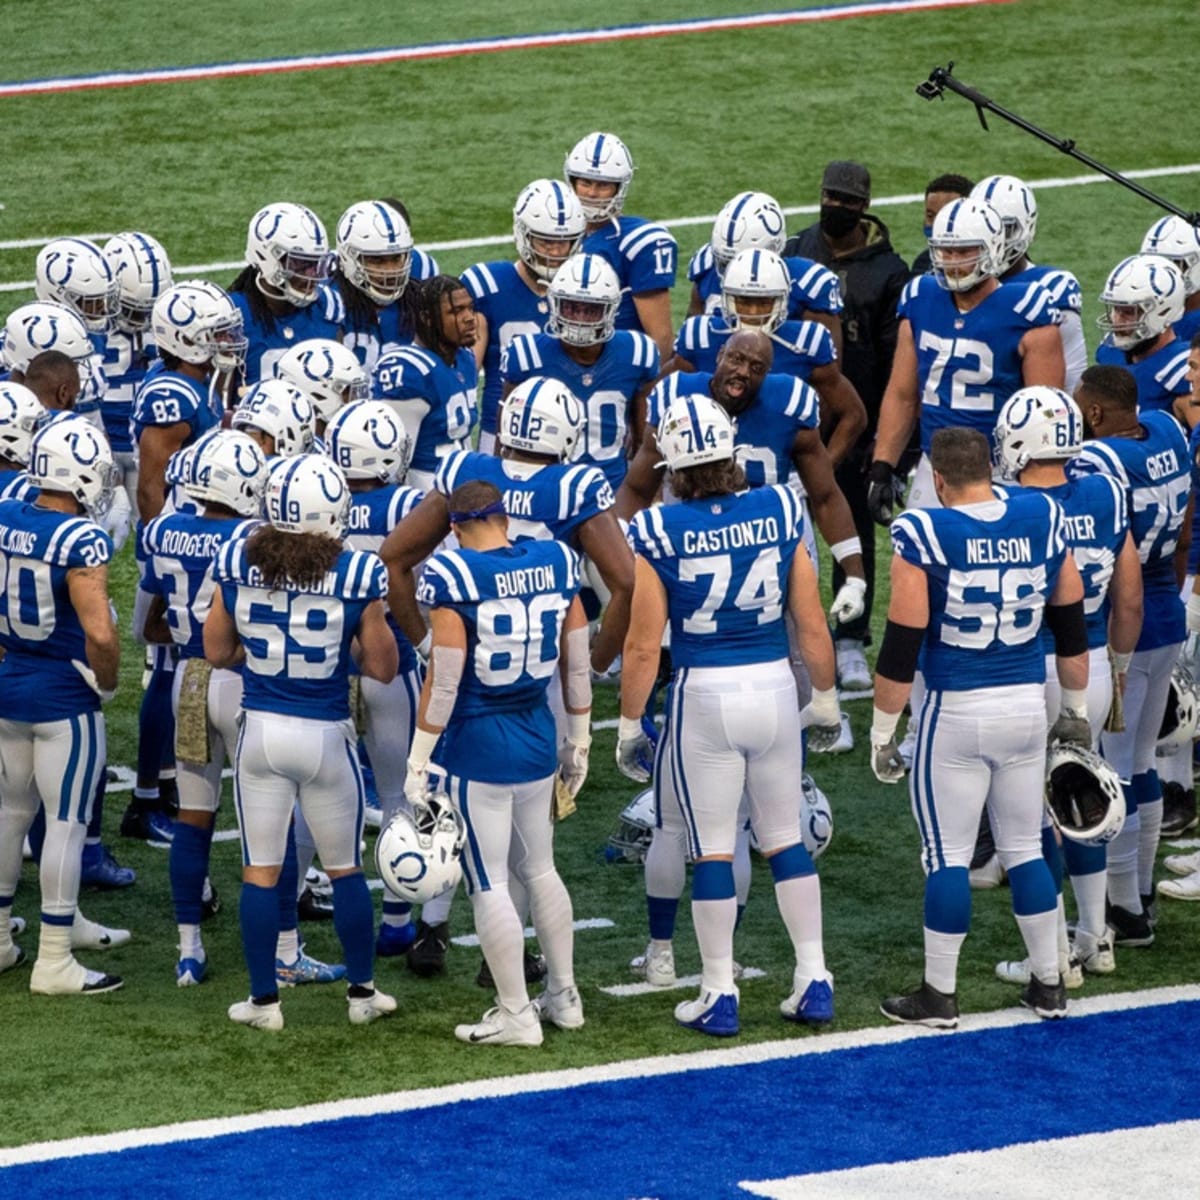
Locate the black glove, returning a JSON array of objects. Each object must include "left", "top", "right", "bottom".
[{"left": 867, "top": 461, "right": 902, "bottom": 526}]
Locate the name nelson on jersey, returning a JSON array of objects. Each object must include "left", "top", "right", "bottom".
[
  {"left": 682, "top": 516, "right": 780, "bottom": 555},
  {"left": 965, "top": 536, "right": 1033, "bottom": 565}
]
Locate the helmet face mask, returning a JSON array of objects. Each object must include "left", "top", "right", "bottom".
[
  {"left": 246, "top": 203, "right": 334, "bottom": 307},
  {"left": 34, "top": 238, "right": 119, "bottom": 333},
  {"left": 152, "top": 281, "right": 248, "bottom": 371},
  {"left": 336, "top": 201, "right": 414, "bottom": 305},
  {"left": 324, "top": 400, "right": 410, "bottom": 483},
  {"left": 564, "top": 132, "right": 634, "bottom": 223},
  {"left": 513, "top": 180, "right": 587, "bottom": 283},
  {"left": 375, "top": 795, "right": 465, "bottom": 904},
  {"left": 264, "top": 453, "right": 352, "bottom": 538},
  {"left": 1045, "top": 743, "right": 1125, "bottom": 846},
  {"left": 711, "top": 191, "right": 787, "bottom": 274},
  {"left": 275, "top": 338, "right": 369, "bottom": 421},
  {"left": 27, "top": 414, "right": 117, "bottom": 519},
  {"left": 498, "top": 377, "right": 584, "bottom": 460},
  {"left": 546, "top": 253, "right": 621, "bottom": 347},
  {"left": 606, "top": 788, "right": 658, "bottom": 864},
  {"left": 103, "top": 232, "right": 173, "bottom": 334},
  {"left": 993, "top": 385, "right": 1084, "bottom": 480},
  {"left": 928, "top": 198, "right": 1006, "bottom": 293},
  {"left": 1097, "top": 254, "right": 1185, "bottom": 350},
  {"left": 720, "top": 248, "right": 790, "bottom": 334},
  {"left": 184, "top": 429, "right": 269, "bottom": 516},
  {"left": 657, "top": 393, "right": 737, "bottom": 471}
]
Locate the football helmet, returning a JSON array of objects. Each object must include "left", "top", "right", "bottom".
[
  {"left": 2, "top": 300, "right": 96, "bottom": 372},
  {"left": 0, "top": 382, "right": 46, "bottom": 466},
  {"left": 34, "top": 237, "right": 118, "bottom": 333},
  {"left": 928, "top": 198, "right": 1006, "bottom": 292},
  {"left": 1158, "top": 665, "right": 1200, "bottom": 752},
  {"left": 1045, "top": 743, "right": 1125, "bottom": 845},
  {"left": 231, "top": 379, "right": 316, "bottom": 458},
  {"left": 497, "top": 377, "right": 584, "bottom": 461},
  {"left": 513, "top": 179, "right": 587, "bottom": 283},
  {"left": 324, "top": 400, "right": 410, "bottom": 483},
  {"left": 993, "top": 386, "right": 1084, "bottom": 479},
  {"left": 245, "top": 202, "right": 334, "bottom": 307},
  {"left": 1097, "top": 254, "right": 1186, "bottom": 350},
  {"left": 564, "top": 131, "right": 635, "bottom": 222},
  {"left": 103, "top": 232, "right": 174, "bottom": 334},
  {"left": 336, "top": 200, "right": 414, "bottom": 305},
  {"left": 184, "top": 429, "right": 269, "bottom": 517},
  {"left": 710, "top": 191, "right": 788, "bottom": 273},
  {"left": 274, "top": 338, "right": 369, "bottom": 421},
  {"left": 970, "top": 175, "right": 1038, "bottom": 272},
  {"left": 546, "top": 253, "right": 621, "bottom": 346},
  {"left": 264, "top": 453, "right": 351, "bottom": 538},
  {"left": 607, "top": 789, "right": 656, "bottom": 864},
  {"left": 657, "top": 393, "right": 736, "bottom": 470},
  {"left": 1142, "top": 216, "right": 1200, "bottom": 294},
  {"left": 800, "top": 773, "right": 833, "bottom": 859},
  {"left": 720, "top": 248, "right": 791, "bottom": 334},
  {"left": 375, "top": 796, "right": 466, "bottom": 905},
  {"left": 151, "top": 281, "right": 247, "bottom": 371},
  {"left": 165, "top": 443, "right": 197, "bottom": 490},
  {"left": 26, "top": 414, "right": 116, "bottom": 519}
]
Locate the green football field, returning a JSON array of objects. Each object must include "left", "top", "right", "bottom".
[{"left": 1, "top": 0, "right": 1199, "bottom": 1147}]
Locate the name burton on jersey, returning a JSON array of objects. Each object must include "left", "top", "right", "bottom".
[
  {"left": 0, "top": 524, "right": 37, "bottom": 556},
  {"left": 156, "top": 529, "right": 227, "bottom": 559},
  {"left": 965, "top": 536, "right": 1033, "bottom": 565},
  {"left": 681, "top": 516, "right": 781, "bottom": 555},
  {"left": 494, "top": 564, "right": 558, "bottom": 598}
]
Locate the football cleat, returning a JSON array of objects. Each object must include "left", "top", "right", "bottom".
[
  {"left": 297, "top": 886, "right": 334, "bottom": 921},
  {"left": 406, "top": 920, "right": 450, "bottom": 977},
  {"left": 376, "top": 920, "right": 418, "bottom": 957},
  {"left": 780, "top": 971, "right": 835, "bottom": 1026},
  {"left": 1020, "top": 974, "right": 1068, "bottom": 1019},
  {"left": 994, "top": 955, "right": 1083, "bottom": 990},
  {"left": 176, "top": 955, "right": 208, "bottom": 987},
  {"left": 476, "top": 949, "right": 546, "bottom": 989},
  {"left": 201, "top": 878, "right": 221, "bottom": 920},
  {"left": 835, "top": 640, "right": 872, "bottom": 693},
  {"left": 1107, "top": 901, "right": 1154, "bottom": 947},
  {"left": 1072, "top": 928, "right": 1116, "bottom": 974},
  {"left": 347, "top": 985, "right": 398, "bottom": 1026},
  {"left": 630, "top": 940, "right": 676, "bottom": 987},
  {"left": 1157, "top": 871, "right": 1200, "bottom": 901},
  {"left": 0, "top": 943, "right": 26, "bottom": 973},
  {"left": 880, "top": 982, "right": 958, "bottom": 1029},
  {"left": 228, "top": 997, "right": 284, "bottom": 1032},
  {"left": 533, "top": 985, "right": 585, "bottom": 1030},
  {"left": 80, "top": 843, "right": 136, "bottom": 889},
  {"left": 455, "top": 1003, "right": 544, "bottom": 1047},
  {"left": 1164, "top": 848, "right": 1200, "bottom": 876},
  {"left": 276, "top": 952, "right": 347, "bottom": 987},
  {"left": 30, "top": 957, "right": 123, "bottom": 996},
  {"left": 1159, "top": 783, "right": 1197, "bottom": 837},
  {"left": 71, "top": 912, "right": 132, "bottom": 950},
  {"left": 120, "top": 805, "right": 175, "bottom": 844},
  {"left": 675, "top": 986, "right": 740, "bottom": 1036}
]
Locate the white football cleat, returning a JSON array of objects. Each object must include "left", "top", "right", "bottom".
[
  {"left": 994, "top": 954, "right": 1083, "bottom": 990},
  {"left": 30, "top": 956, "right": 123, "bottom": 996},
  {"left": 1163, "top": 849, "right": 1200, "bottom": 877},
  {"left": 630, "top": 940, "right": 676, "bottom": 987},
  {"left": 228, "top": 996, "right": 284, "bottom": 1032},
  {"left": 348, "top": 985, "right": 398, "bottom": 1026},
  {"left": 1157, "top": 871, "right": 1200, "bottom": 901},
  {"left": 836, "top": 640, "right": 872, "bottom": 693},
  {"left": 674, "top": 985, "right": 740, "bottom": 1036},
  {"left": 533, "top": 985, "right": 585, "bottom": 1030},
  {"left": 1072, "top": 928, "right": 1116, "bottom": 974},
  {"left": 455, "top": 1003, "right": 543, "bottom": 1047},
  {"left": 71, "top": 911, "right": 132, "bottom": 950}
]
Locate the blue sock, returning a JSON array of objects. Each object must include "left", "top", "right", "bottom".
[
  {"left": 1062, "top": 837, "right": 1106, "bottom": 877},
  {"left": 924, "top": 866, "right": 970, "bottom": 934},
  {"left": 381, "top": 898, "right": 412, "bottom": 925},
  {"left": 332, "top": 873, "right": 375, "bottom": 986},
  {"left": 240, "top": 882, "right": 280, "bottom": 1000},
  {"left": 693, "top": 860, "right": 736, "bottom": 900},
  {"left": 1132, "top": 770, "right": 1161, "bottom": 809},
  {"left": 647, "top": 894, "right": 679, "bottom": 940},
  {"left": 1121, "top": 780, "right": 1138, "bottom": 819},
  {"left": 768, "top": 842, "right": 815, "bottom": 882},
  {"left": 170, "top": 822, "right": 214, "bottom": 925},
  {"left": 1008, "top": 859, "right": 1057, "bottom": 917},
  {"left": 1040, "top": 825, "right": 1064, "bottom": 893},
  {"left": 277, "top": 823, "right": 299, "bottom": 934},
  {"left": 137, "top": 649, "right": 176, "bottom": 792}
]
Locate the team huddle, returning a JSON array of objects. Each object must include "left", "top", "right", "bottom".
[{"left": 0, "top": 128, "right": 1198, "bottom": 1041}]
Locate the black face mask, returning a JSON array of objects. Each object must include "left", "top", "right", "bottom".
[{"left": 820, "top": 204, "right": 861, "bottom": 238}]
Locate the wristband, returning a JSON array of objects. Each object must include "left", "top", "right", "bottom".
[
  {"left": 1110, "top": 650, "right": 1132, "bottom": 674},
  {"left": 617, "top": 715, "right": 644, "bottom": 742},
  {"left": 829, "top": 537, "right": 863, "bottom": 564},
  {"left": 1060, "top": 687, "right": 1088, "bottom": 718},
  {"left": 408, "top": 726, "right": 440, "bottom": 771},
  {"left": 566, "top": 710, "right": 592, "bottom": 746},
  {"left": 870, "top": 705, "right": 901, "bottom": 745}
]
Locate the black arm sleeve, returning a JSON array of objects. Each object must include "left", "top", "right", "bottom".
[
  {"left": 875, "top": 620, "right": 925, "bottom": 684},
  {"left": 1045, "top": 598, "right": 1089, "bottom": 659}
]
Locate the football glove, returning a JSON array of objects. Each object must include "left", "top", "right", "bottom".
[
  {"left": 866, "top": 461, "right": 903, "bottom": 526},
  {"left": 556, "top": 738, "right": 591, "bottom": 802},
  {"left": 801, "top": 687, "right": 842, "bottom": 754},
  {"left": 404, "top": 762, "right": 430, "bottom": 804},
  {"left": 616, "top": 716, "right": 653, "bottom": 783},
  {"left": 829, "top": 576, "right": 867, "bottom": 625},
  {"left": 1049, "top": 710, "right": 1091, "bottom": 751},
  {"left": 870, "top": 735, "right": 907, "bottom": 785}
]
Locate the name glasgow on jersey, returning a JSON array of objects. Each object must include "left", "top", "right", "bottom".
[
  {"left": 241, "top": 564, "right": 346, "bottom": 596},
  {"left": 682, "top": 516, "right": 780, "bottom": 555},
  {"left": 154, "top": 528, "right": 227, "bottom": 560},
  {"left": 1148, "top": 448, "right": 1179, "bottom": 480},
  {"left": 965, "top": 536, "right": 1033, "bottom": 565},
  {"left": 494, "top": 564, "right": 557, "bottom": 598},
  {"left": 0, "top": 523, "right": 37, "bottom": 556}
]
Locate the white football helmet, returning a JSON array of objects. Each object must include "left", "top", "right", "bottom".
[
  {"left": 0, "top": 382, "right": 46, "bottom": 466},
  {"left": 1158, "top": 665, "right": 1200, "bottom": 752},
  {"left": 264, "top": 453, "right": 351, "bottom": 538},
  {"left": 274, "top": 338, "right": 369, "bottom": 421},
  {"left": 375, "top": 796, "right": 466, "bottom": 904},
  {"left": 1141, "top": 216, "right": 1200, "bottom": 294},
  {"left": 165, "top": 442, "right": 198, "bottom": 490},
  {"left": 513, "top": 179, "right": 587, "bottom": 283},
  {"left": 928, "top": 198, "right": 1006, "bottom": 292},
  {"left": 2, "top": 300, "right": 96, "bottom": 373},
  {"left": 993, "top": 386, "right": 1084, "bottom": 480},
  {"left": 657, "top": 393, "right": 736, "bottom": 470},
  {"left": 103, "top": 232, "right": 174, "bottom": 334},
  {"left": 245, "top": 202, "right": 334, "bottom": 307},
  {"left": 1045, "top": 743, "right": 1125, "bottom": 846},
  {"left": 710, "top": 191, "right": 788, "bottom": 273},
  {"left": 231, "top": 379, "right": 316, "bottom": 458},
  {"left": 336, "top": 200, "right": 414, "bottom": 305},
  {"left": 970, "top": 175, "right": 1038, "bottom": 272},
  {"left": 498, "top": 377, "right": 584, "bottom": 461},
  {"left": 800, "top": 773, "right": 833, "bottom": 859},
  {"left": 607, "top": 789, "right": 657, "bottom": 864},
  {"left": 184, "top": 429, "right": 269, "bottom": 516},
  {"left": 34, "top": 237, "right": 118, "bottom": 333},
  {"left": 324, "top": 400, "right": 410, "bottom": 483},
  {"left": 26, "top": 414, "right": 116, "bottom": 518},
  {"left": 151, "top": 281, "right": 247, "bottom": 371},
  {"left": 546, "top": 253, "right": 621, "bottom": 346},
  {"left": 1097, "top": 254, "right": 1185, "bottom": 350},
  {"left": 720, "top": 248, "right": 791, "bottom": 333},
  {"left": 564, "top": 131, "right": 635, "bottom": 222}
]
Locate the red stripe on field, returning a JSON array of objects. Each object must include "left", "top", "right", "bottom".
[{"left": 0, "top": 0, "right": 1016, "bottom": 97}]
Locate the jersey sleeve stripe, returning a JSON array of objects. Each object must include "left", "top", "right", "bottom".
[{"left": 438, "top": 550, "right": 480, "bottom": 601}]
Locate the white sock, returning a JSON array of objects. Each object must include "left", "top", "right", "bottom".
[
  {"left": 1070, "top": 869, "right": 1108, "bottom": 941},
  {"left": 1015, "top": 909, "right": 1060, "bottom": 984},
  {"left": 1137, "top": 799, "right": 1163, "bottom": 899},
  {"left": 774, "top": 873, "right": 826, "bottom": 977},
  {"left": 275, "top": 928, "right": 299, "bottom": 962},
  {"left": 39, "top": 921, "right": 73, "bottom": 966},
  {"left": 692, "top": 896, "right": 737, "bottom": 994},
  {"left": 1055, "top": 894, "right": 1070, "bottom": 958},
  {"left": 526, "top": 868, "right": 575, "bottom": 994},
  {"left": 420, "top": 886, "right": 456, "bottom": 926},
  {"left": 470, "top": 885, "right": 529, "bottom": 1012},
  {"left": 1106, "top": 815, "right": 1141, "bottom": 911},
  {"left": 178, "top": 923, "right": 203, "bottom": 959},
  {"left": 923, "top": 928, "right": 965, "bottom": 994}
]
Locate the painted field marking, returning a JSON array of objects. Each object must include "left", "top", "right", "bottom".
[
  {"left": 451, "top": 916, "right": 615, "bottom": 947},
  {"left": 602, "top": 966, "right": 768, "bottom": 997}
]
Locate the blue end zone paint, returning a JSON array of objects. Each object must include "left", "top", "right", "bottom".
[{"left": 5, "top": 1000, "right": 1196, "bottom": 1199}]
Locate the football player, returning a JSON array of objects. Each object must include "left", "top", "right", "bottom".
[
  {"left": 273, "top": 337, "right": 370, "bottom": 441},
  {"left": 0, "top": 382, "right": 44, "bottom": 501},
  {"left": 230, "top": 378, "right": 316, "bottom": 460},
  {"left": 1141, "top": 216, "right": 1200, "bottom": 343},
  {"left": 3, "top": 300, "right": 107, "bottom": 424},
  {"left": 408, "top": 479, "right": 591, "bottom": 1046},
  {"left": 911, "top": 174, "right": 973, "bottom": 276}
]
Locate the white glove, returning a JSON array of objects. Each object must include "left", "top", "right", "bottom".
[
  {"left": 800, "top": 686, "right": 842, "bottom": 753},
  {"left": 829, "top": 576, "right": 867, "bottom": 625},
  {"left": 870, "top": 733, "right": 907, "bottom": 784},
  {"left": 556, "top": 739, "right": 591, "bottom": 801},
  {"left": 404, "top": 760, "right": 430, "bottom": 804},
  {"left": 1179, "top": 634, "right": 1200, "bottom": 678},
  {"left": 71, "top": 659, "right": 116, "bottom": 704},
  {"left": 615, "top": 716, "right": 652, "bottom": 783},
  {"left": 415, "top": 630, "right": 432, "bottom": 665}
]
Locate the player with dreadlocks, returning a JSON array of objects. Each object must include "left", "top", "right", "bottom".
[{"left": 370, "top": 275, "right": 479, "bottom": 490}]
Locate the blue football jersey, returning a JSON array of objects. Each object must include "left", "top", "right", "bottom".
[
  {"left": 434, "top": 450, "right": 613, "bottom": 546},
  {"left": 628, "top": 484, "right": 804, "bottom": 668},
  {"left": 345, "top": 481, "right": 423, "bottom": 673},
  {"left": 232, "top": 284, "right": 345, "bottom": 385},
  {"left": 0, "top": 466, "right": 32, "bottom": 502},
  {"left": 890, "top": 490, "right": 1068, "bottom": 689},
  {"left": 1069, "top": 410, "right": 1189, "bottom": 650},
  {"left": 416, "top": 538, "right": 581, "bottom": 783},
  {"left": 0, "top": 499, "right": 113, "bottom": 721},
  {"left": 130, "top": 367, "right": 219, "bottom": 448},
  {"left": 141, "top": 511, "right": 257, "bottom": 659},
  {"left": 686, "top": 244, "right": 844, "bottom": 320},
  {"left": 673, "top": 315, "right": 835, "bottom": 381},
  {"left": 372, "top": 345, "right": 478, "bottom": 477},
  {"left": 898, "top": 274, "right": 1061, "bottom": 451},
  {"left": 98, "top": 329, "right": 158, "bottom": 454},
  {"left": 501, "top": 330, "right": 659, "bottom": 490},
  {"left": 460, "top": 261, "right": 550, "bottom": 437},
  {"left": 1094, "top": 337, "right": 1190, "bottom": 416},
  {"left": 1174, "top": 307, "right": 1200, "bottom": 343},
  {"left": 213, "top": 538, "right": 386, "bottom": 719},
  {"left": 582, "top": 216, "right": 678, "bottom": 333},
  {"left": 1009, "top": 264, "right": 1083, "bottom": 317},
  {"left": 648, "top": 371, "right": 819, "bottom": 488},
  {"left": 340, "top": 296, "right": 416, "bottom": 378}
]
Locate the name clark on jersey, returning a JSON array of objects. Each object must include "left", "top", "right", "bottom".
[
  {"left": 0, "top": 524, "right": 37, "bottom": 556},
  {"left": 682, "top": 516, "right": 781, "bottom": 555},
  {"left": 495, "top": 564, "right": 558, "bottom": 598},
  {"left": 965, "top": 536, "right": 1033, "bottom": 565}
]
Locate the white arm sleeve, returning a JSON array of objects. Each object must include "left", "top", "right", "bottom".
[
  {"left": 424, "top": 644, "right": 465, "bottom": 728},
  {"left": 563, "top": 625, "right": 592, "bottom": 716}
]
